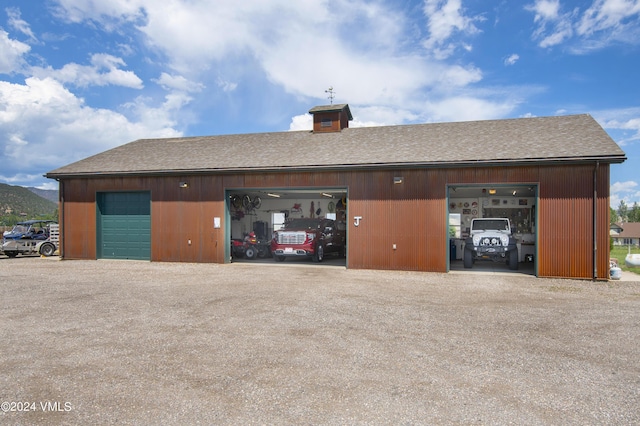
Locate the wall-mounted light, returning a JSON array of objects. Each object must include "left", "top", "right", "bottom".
[
  {"left": 512, "top": 190, "right": 517, "bottom": 196},
  {"left": 321, "top": 192, "right": 334, "bottom": 198},
  {"left": 179, "top": 181, "right": 189, "bottom": 188},
  {"left": 394, "top": 176, "right": 404, "bottom": 184},
  {"left": 267, "top": 193, "right": 280, "bottom": 198},
  {"left": 488, "top": 188, "right": 497, "bottom": 195}
]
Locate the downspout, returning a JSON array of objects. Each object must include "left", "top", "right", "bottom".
[{"left": 593, "top": 161, "right": 599, "bottom": 280}]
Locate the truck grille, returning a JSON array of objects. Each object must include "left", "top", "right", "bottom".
[
  {"left": 480, "top": 237, "right": 502, "bottom": 246},
  {"left": 277, "top": 232, "right": 307, "bottom": 245}
]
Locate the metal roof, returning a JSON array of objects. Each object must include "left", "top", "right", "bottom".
[{"left": 46, "top": 114, "right": 626, "bottom": 178}]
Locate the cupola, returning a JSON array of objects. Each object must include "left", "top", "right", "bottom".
[{"left": 308, "top": 104, "right": 353, "bottom": 133}]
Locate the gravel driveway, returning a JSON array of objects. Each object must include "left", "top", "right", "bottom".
[{"left": 1, "top": 257, "right": 639, "bottom": 425}]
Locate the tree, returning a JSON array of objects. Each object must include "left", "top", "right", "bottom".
[
  {"left": 610, "top": 207, "right": 619, "bottom": 224},
  {"left": 629, "top": 202, "right": 640, "bottom": 222},
  {"left": 618, "top": 200, "right": 629, "bottom": 222}
]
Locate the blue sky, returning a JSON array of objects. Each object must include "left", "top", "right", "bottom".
[{"left": 1, "top": 0, "right": 639, "bottom": 208}]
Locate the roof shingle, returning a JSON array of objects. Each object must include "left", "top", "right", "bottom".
[{"left": 46, "top": 114, "right": 626, "bottom": 178}]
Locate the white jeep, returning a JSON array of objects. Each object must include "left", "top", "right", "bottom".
[{"left": 463, "top": 218, "right": 518, "bottom": 270}]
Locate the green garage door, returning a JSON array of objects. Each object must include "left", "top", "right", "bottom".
[{"left": 97, "top": 192, "right": 151, "bottom": 260}]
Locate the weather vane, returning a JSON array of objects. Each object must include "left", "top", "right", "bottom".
[{"left": 325, "top": 86, "right": 335, "bottom": 104}]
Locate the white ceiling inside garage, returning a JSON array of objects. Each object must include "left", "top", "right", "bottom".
[
  {"left": 230, "top": 186, "right": 536, "bottom": 201},
  {"left": 449, "top": 185, "right": 537, "bottom": 199},
  {"left": 228, "top": 188, "right": 346, "bottom": 201}
]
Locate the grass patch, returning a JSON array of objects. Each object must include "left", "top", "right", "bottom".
[{"left": 611, "top": 246, "right": 640, "bottom": 275}]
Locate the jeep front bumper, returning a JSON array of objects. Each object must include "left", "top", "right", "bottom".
[{"left": 474, "top": 246, "right": 510, "bottom": 255}]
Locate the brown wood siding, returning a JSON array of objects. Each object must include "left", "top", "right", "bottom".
[
  {"left": 312, "top": 111, "right": 342, "bottom": 133},
  {"left": 537, "top": 164, "right": 610, "bottom": 279},
  {"left": 347, "top": 169, "right": 447, "bottom": 271},
  {"left": 447, "top": 164, "right": 610, "bottom": 279},
  {"left": 58, "top": 163, "right": 611, "bottom": 279},
  {"left": 597, "top": 165, "right": 611, "bottom": 278}
]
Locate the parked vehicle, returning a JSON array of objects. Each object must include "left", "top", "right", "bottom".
[
  {"left": 1, "top": 220, "right": 59, "bottom": 257},
  {"left": 271, "top": 218, "right": 346, "bottom": 262},
  {"left": 463, "top": 218, "right": 518, "bottom": 270},
  {"left": 231, "top": 232, "right": 270, "bottom": 260}
]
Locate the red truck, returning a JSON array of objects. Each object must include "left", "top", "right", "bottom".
[{"left": 271, "top": 218, "right": 346, "bottom": 262}]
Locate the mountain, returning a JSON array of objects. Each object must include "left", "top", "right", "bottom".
[
  {"left": 0, "top": 183, "right": 57, "bottom": 218},
  {"left": 27, "top": 187, "right": 59, "bottom": 203}
]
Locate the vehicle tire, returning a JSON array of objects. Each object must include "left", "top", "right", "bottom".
[
  {"left": 231, "top": 195, "right": 242, "bottom": 209},
  {"left": 313, "top": 245, "right": 324, "bottom": 262},
  {"left": 39, "top": 242, "right": 56, "bottom": 257},
  {"left": 242, "top": 194, "right": 252, "bottom": 210},
  {"left": 252, "top": 196, "right": 262, "bottom": 210},
  {"left": 274, "top": 255, "right": 285, "bottom": 262},
  {"left": 5, "top": 251, "right": 18, "bottom": 258},
  {"left": 244, "top": 246, "right": 257, "bottom": 259},
  {"left": 509, "top": 249, "right": 519, "bottom": 270},
  {"left": 463, "top": 249, "right": 473, "bottom": 268}
]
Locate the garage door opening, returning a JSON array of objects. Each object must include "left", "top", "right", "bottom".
[
  {"left": 226, "top": 188, "right": 347, "bottom": 266},
  {"left": 447, "top": 185, "right": 537, "bottom": 276}
]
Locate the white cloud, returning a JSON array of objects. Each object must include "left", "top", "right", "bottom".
[
  {"left": 351, "top": 105, "right": 419, "bottom": 127},
  {"left": 0, "top": 29, "right": 30, "bottom": 74},
  {"left": 154, "top": 72, "right": 204, "bottom": 93},
  {"left": 6, "top": 7, "right": 37, "bottom": 42},
  {"left": 0, "top": 172, "right": 50, "bottom": 185},
  {"left": 527, "top": 0, "right": 561, "bottom": 21},
  {"left": 30, "top": 53, "right": 143, "bottom": 88},
  {"left": 525, "top": 0, "right": 640, "bottom": 50},
  {"left": 610, "top": 180, "right": 640, "bottom": 208},
  {"left": 216, "top": 78, "right": 237, "bottom": 93},
  {"left": 0, "top": 77, "right": 181, "bottom": 186},
  {"left": 288, "top": 114, "right": 312, "bottom": 131},
  {"left": 611, "top": 181, "right": 638, "bottom": 193},
  {"left": 421, "top": 96, "right": 516, "bottom": 122},
  {"left": 36, "top": 181, "right": 59, "bottom": 190},
  {"left": 525, "top": 0, "right": 575, "bottom": 48},
  {"left": 422, "top": 0, "right": 484, "bottom": 59},
  {"left": 577, "top": 0, "right": 640, "bottom": 37},
  {"left": 50, "top": 0, "right": 504, "bottom": 122},
  {"left": 51, "top": 0, "right": 146, "bottom": 29},
  {"left": 504, "top": 54, "right": 520, "bottom": 66},
  {"left": 594, "top": 107, "right": 640, "bottom": 146}
]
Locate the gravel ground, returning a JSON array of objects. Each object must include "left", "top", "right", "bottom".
[{"left": 1, "top": 257, "right": 639, "bottom": 425}]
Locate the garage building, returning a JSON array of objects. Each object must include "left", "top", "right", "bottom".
[{"left": 46, "top": 104, "right": 626, "bottom": 279}]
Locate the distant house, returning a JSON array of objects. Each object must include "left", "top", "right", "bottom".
[{"left": 611, "top": 222, "right": 640, "bottom": 248}]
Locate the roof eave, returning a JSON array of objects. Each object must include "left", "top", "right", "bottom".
[{"left": 45, "top": 155, "right": 627, "bottom": 180}]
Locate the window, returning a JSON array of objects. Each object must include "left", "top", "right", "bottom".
[
  {"left": 449, "top": 213, "right": 461, "bottom": 238},
  {"left": 321, "top": 118, "right": 332, "bottom": 128}
]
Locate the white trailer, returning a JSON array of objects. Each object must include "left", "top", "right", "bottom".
[{"left": 1, "top": 221, "right": 59, "bottom": 257}]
